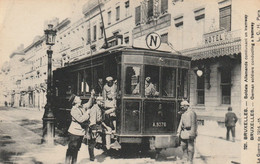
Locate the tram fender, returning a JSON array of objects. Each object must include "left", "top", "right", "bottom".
[{"left": 150, "top": 135, "right": 179, "bottom": 149}]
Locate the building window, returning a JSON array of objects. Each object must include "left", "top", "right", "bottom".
[
  {"left": 161, "top": 33, "right": 168, "bottom": 43},
  {"left": 93, "top": 25, "right": 97, "bottom": 41},
  {"left": 99, "top": 22, "right": 104, "bottom": 39},
  {"left": 124, "top": 36, "right": 129, "bottom": 44},
  {"left": 87, "top": 28, "right": 91, "bottom": 44},
  {"left": 125, "top": 1, "right": 130, "bottom": 17},
  {"left": 194, "top": 8, "right": 205, "bottom": 21},
  {"left": 161, "top": 0, "right": 168, "bottom": 14},
  {"left": 174, "top": 15, "right": 183, "bottom": 27},
  {"left": 147, "top": 0, "right": 154, "bottom": 19},
  {"left": 135, "top": 6, "right": 141, "bottom": 25},
  {"left": 220, "top": 68, "right": 231, "bottom": 104},
  {"left": 197, "top": 75, "right": 205, "bottom": 104},
  {"left": 219, "top": 5, "right": 231, "bottom": 31},
  {"left": 116, "top": 6, "right": 120, "bottom": 21},
  {"left": 108, "top": 11, "right": 111, "bottom": 25}
]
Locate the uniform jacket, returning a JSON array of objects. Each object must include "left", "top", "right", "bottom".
[
  {"left": 225, "top": 111, "right": 238, "bottom": 127},
  {"left": 103, "top": 84, "right": 117, "bottom": 100},
  {"left": 68, "top": 98, "right": 93, "bottom": 136},
  {"left": 87, "top": 104, "right": 103, "bottom": 127},
  {"left": 177, "top": 108, "right": 198, "bottom": 139}
]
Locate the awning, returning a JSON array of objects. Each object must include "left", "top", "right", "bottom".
[{"left": 181, "top": 38, "right": 241, "bottom": 61}]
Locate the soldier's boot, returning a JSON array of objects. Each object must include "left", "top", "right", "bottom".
[
  {"left": 88, "top": 147, "right": 95, "bottom": 161},
  {"left": 65, "top": 149, "right": 72, "bottom": 164},
  {"left": 71, "top": 151, "right": 78, "bottom": 164},
  {"left": 232, "top": 137, "right": 235, "bottom": 142}
]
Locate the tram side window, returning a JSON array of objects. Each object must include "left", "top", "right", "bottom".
[
  {"left": 178, "top": 69, "right": 188, "bottom": 99},
  {"left": 84, "top": 69, "right": 92, "bottom": 93},
  {"left": 76, "top": 69, "right": 93, "bottom": 96},
  {"left": 125, "top": 66, "right": 141, "bottom": 95},
  {"left": 162, "top": 67, "right": 176, "bottom": 97},
  {"left": 79, "top": 71, "right": 84, "bottom": 95},
  {"left": 144, "top": 65, "right": 159, "bottom": 97}
]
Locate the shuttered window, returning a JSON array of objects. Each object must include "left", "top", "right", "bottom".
[
  {"left": 148, "top": 0, "right": 153, "bottom": 18},
  {"left": 116, "top": 6, "right": 120, "bottom": 21},
  {"left": 220, "top": 68, "right": 231, "bottom": 104},
  {"left": 93, "top": 25, "right": 97, "bottom": 41},
  {"left": 197, "top": 75, "right": 205, "bottom": 104},
  {"left": 161, "top": 0, "right": 168, "bottom": 14},
  {"left": 219, "top": 5, "right": 231, "bottom": 31},
  {"left": 135, "top": 6, "right": 141, "bottom": 25},
  {"left": 108, "top": 11, "right": 111, "bottom": 25}
]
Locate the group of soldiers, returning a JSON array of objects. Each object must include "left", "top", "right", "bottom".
[
  {"left": 65, "top": 76, "right": 118, "bottom": 163},
  {"left": 64, "top": 75, "right": 237, "bottom": 164}
]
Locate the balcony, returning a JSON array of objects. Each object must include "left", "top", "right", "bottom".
[{"left": 133, "top": 13, "right": 171, "bottom": 39}]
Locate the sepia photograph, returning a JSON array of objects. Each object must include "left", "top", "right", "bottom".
[{"left": 0, "top": 0, "right": 259, "bottom": 163}]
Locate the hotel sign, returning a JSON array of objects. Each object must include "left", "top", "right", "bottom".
[{"left": 204, "top": 29, "right": 226, "bottom": 44}]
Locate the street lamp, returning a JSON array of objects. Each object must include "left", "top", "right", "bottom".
[{"left": 42, "top": 24, "right": 57, "bottom": 145}]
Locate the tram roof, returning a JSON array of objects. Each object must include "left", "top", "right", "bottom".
[{"left": 57, "top": 45, "right": 191, "bottom": 70}]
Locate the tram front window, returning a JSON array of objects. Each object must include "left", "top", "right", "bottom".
[
  {"left": 125, "top": 66, "right": 141, "bottom": 95},
  {"left": 162, "top": 67, "right": 176, "bottom": 97},
  {"left": 144, "top": 65, "right": 159, "bottom": 97}
]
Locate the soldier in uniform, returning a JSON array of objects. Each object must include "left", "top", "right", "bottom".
[
  {"left": 103, "top": 76, "right": 117, "bottom": 133},
  {"left": 65, "top": 90, "right": 95, "bottom": 164},
  {"left": 177, "top": 100, "right": 198, "bottom": 164},
  {"left": 86, "top": 96, "right": 104, "bottom": 161},
  {"left": 225, "top": 107, "right": 238, "bottom": 142}
]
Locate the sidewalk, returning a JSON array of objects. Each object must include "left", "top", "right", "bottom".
[{"left": 194, "top": 123, "right": 241, "bottom": 164}]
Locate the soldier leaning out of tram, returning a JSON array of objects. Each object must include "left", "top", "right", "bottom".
[
  {"left": 103, "top": 76, "right": 117, "bottom": 133},
  {"left": 65, "top": 90, "right": 95, "bottom": 164}
]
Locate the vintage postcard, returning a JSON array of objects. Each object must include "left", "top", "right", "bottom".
[{"left": 0, "top": 0, "right": 259, "bottom": 163}]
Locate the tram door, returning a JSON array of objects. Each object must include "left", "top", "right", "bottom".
[{"left": 123, "top": 65, "right": 142, "bottom": 134}]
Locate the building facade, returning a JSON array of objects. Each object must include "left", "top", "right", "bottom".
[{"left": 1, "top": 0, "right": 241, "bottom": 125}]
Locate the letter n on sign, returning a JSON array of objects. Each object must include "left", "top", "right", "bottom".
[{"left": 146, "top": 32, "right": 161, "bottom": 50}]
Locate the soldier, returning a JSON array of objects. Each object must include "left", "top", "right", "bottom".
[
  {"left": 103, "top": 76, "right": 117, "bottom": 133},
  {"left": 65, "top": 90, "right": 95, "bottom": 164},
  {"left": 86, "top": 96, "right": 104, "bottom": 161},
  {"left": 177, "top": 100, "right": 198, "bottom": 164},
  {"left": 225, "top": 107, "right": 238, "bottom": 142}
]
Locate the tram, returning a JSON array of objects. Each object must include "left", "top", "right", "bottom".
[{"left": 52, "top": 46, "right": 191, "bottom": 150}]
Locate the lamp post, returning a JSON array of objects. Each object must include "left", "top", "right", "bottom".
[{"left": 42, "top": 24, "right": 57, "bottom": 145}]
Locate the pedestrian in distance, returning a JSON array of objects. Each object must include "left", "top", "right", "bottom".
[
  {"left": 65, "top": 90, "right": 95, "bottom": 164},
  {"left": 177, "top": 100, "right": 198, "bottom": 164},
  {"left": 225, "top": 106, "right": 238, "bottom": 142}
]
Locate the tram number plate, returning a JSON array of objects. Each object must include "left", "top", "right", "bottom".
[{"left": 152, "top": 122, "right": 167, "bottom": 127}]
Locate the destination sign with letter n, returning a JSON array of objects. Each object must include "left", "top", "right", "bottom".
[{"left": 146, "top": 32, "right": 161, "bottom": 50}]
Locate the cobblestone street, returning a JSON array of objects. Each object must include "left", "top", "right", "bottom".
[{"left": 0, "top": 106, "right": 241, "bottom": 164}]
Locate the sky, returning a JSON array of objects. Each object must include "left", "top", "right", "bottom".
[{"left": 0, "top": 0, "right": 85, "bottom": 68}]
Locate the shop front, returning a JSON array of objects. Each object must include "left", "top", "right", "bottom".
[{"left": 182, "top": 29, "right": 241, "bottom": 126}]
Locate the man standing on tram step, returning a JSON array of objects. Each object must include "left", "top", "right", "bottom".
[
  {"left": 225, "top": 106, "right": 238, "bottom": 142},
  {"left": 103, "top": 76, "right": 117, "bottom": 133},
  {"left": 177, "top": 100, "right": 198, "bottom": 164},
  {"left": 65, "top": 90, "right": 95, "bottom": 164},
  {"left": 85, "top": 95, "right": 104, "bottom": 161}
]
